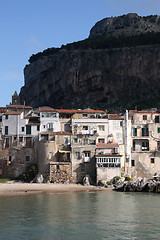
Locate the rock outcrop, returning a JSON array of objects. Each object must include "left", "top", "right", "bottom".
[
  {"left": 20, "top": 14, "right": 160, "bottom": 111},
  {"left": 89, "top": 13, "right": 160, "bottom": 38},
  {"left": 114, "top": 177, "right": 160, "bottom": 193}
]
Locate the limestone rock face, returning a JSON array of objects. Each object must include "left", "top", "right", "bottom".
[
  {"left": 20, "top": 13, "right": 160, "bottom": 111},
  {"left": 89, "top": 13, "right": 160, "bottom": 38},
  {"left": 20, "top": 46, "right": 160, "bottom": 111}
]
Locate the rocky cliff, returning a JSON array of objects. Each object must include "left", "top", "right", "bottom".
[{"left": 20, "top": 14, "right": 160, "bottom": 111}]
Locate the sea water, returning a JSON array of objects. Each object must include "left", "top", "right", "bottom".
[{"left": 0, "top": 191, "right": 160, "bottom": 240}]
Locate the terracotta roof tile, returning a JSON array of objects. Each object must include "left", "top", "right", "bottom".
[
  {"left": 40, "top": 131, "right": 72, "bottom": 135},
  {"left": 6, "top": 105, "right": 32, "bottom": 109},
  {"left": 4, "top": 111, "right": 22, "bottom": 115},
  {"left": 96, "top": 142, "right": 119, "bottom": 149}
]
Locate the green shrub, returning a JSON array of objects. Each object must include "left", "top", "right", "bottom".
[
  {"left": 125, "top": 176, "right": 133, "bottom": 181},
  {"left": 0, "top": 178, "right": 11, "bottom": 183},
  {"left": 115, "top": 176, "right": 121, "bottom": 181}
]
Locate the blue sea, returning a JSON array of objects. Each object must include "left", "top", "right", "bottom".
[{"left": 0, "top": 191, "right": 160, "bottom": 240}]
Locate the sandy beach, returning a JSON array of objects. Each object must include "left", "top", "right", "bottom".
[{"left": 0, "top": 183, "right": 113, "bottom": 196}]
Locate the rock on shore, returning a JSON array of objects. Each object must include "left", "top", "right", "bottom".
[{"left": 114, "top": 178, "right": 160, "bottom": 193}]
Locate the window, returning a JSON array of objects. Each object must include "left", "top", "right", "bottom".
[
  {"left": 143, "top": 115, "right": 147, "bottom": 120},
  {"left": 25, "top": 156, "right": 30, "bottom": 163},
  {"left": 157, "top": 141, "right": 160, "bottom": 151},
  {"left": 98, "top": 125, "right": 105, "bottom": 131},
  {"left": 57, "top": 165, "right": 59, "bottom": 170},
  {"left": 22, "top": 127, "right": 24, "bottom": 132},
  {"left": 142, "top": 128, "right": 149, "bottom": 136},
  {"left": 120, "top": 121, "right": 123, "bottom": 127},
  {"left": 37, "top": 125, "right": 40, "bottom": 131},
  {"left": 41, "top": 113, "right": 57, "bottom": 118},
  {"left": 41, "top": 134, "right": 48, "bottom": 141},
  {"left": 83, "top": 138, "right": 88, "bottom": 144},
  {"left": 75, "top": 152, "right": 80, "bottom": 159},
  {"left": 74, "top": 138, "right": 78, "bottom": 143},
  {"left": 82, "top": 126, "right": 88, "bottom": 130},
  {"left": 83, "top": 113, "right": 88, "bottom": 118},
  {"left": 133, "top": 128, "right": 137, "bottom": 136},
  {"left": 5, "top": 126, "right": 8, "bottom": 135},
  {"left": 64, "top": 137, "right": 69, "bottom": 144},
  {"left": 142, "top": 142, "right": 149, "bottom": 151},
  {"left": 84, "top": 152, "right": 90, "bottom": 157},
  {"left": 48, "top": 123, "right": 53, "bottom": 131},
  {"left": 26, "top": 126, "right": 31, "bottom": 135},
  {"left": 133, "top": 140, "right": 135, "bottom": 151},
  {"left": 151, "top": 158, "right": 154, "bottom": 164},
  {"left": 43, "top": 125, "right": 45, "bottom": 128},
  {"left": 5, "top": 115, "right": 8, "bottom": 120},
  {"left": 98, "top": 138, "right": 105, "bottom": 143},
  {"left": 155, "top": 116, "right": 160, "bottom": 123},
  {"left": 158, "top": 128, "right": 160, "bottom": 133},
  {"left": 131, "top": 160, "right": 135, "bottom": 167}
]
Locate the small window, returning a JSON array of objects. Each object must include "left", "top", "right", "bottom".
[
  {"left": 131, "top": 160, "right": 135, "bottom": 167},
  {"left": 22, "top": 127, "right": 24, "bottom": 132},
  {"left": 26, "top": 125, "right": 31, "bottom": 135},
  {"left": 5, "top": 115, "right": 8, "bottom": 120},
  {"left": 142, "top": 128, "right": 149, "bottom": 136},
  {"left": 157, "top": 141, "right": 160, "bottom": 151},
  {"left": 98, "top": 138, "right": 105, "bottom": 143},
  {"left": 155, "top": 116, "right": 160, "bottom": 123},
  {"left": 64, "top": 137, "right": 69, "bottom": 144},
  {"left": 37, "top": 125, "right": 40, "bottom": 131},
  {"left": 151, "top": 158, "right": 154, "bottom": 164},
  {"left": 83, "top": 113, "right": 88, "bottom": 117},
  {"left": 57, "top": 165, "right": 59, "bottom": 170},
  {"left": 74, "top": 138, "right": 78, "bottom": 143},
  {"left": 82, "top": 126, "right": 88, "bottom": 130},
  {"left": 25, "top": 156, "right": 30, "bottom": 163},
  {"left": 133, "top": 128, "right": 137, "bottom": 137},
  {"left": 5, "top": 126, "right": 8, "bottom": 135},
  {"left": 158, "top": 128, "right": 160, "bottom": 133},
  {"left": 84, "top": 152, "right": 90, "bottom": 157},
  {"left": 120, "top": 121, "right": 123, "bottom": 127},
  {"left": 143, "top": 115, "right": 147, "bottom": 120},
  {"left": 75, "top": 152, "right": 80, "bottom": 159},
  {"left": 98, "top": 125, "right": 105, "bottom": 131}
]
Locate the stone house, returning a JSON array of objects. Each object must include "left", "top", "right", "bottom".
[
  {"left": 96, "top": 142, "right": 122, "bottom": 183},
  {"left": 0, "top": 106, "right": 39, "bottom": 178},
  {"left": 38, "top": 131, "right": 72, "bottom": 182},
  {"left": 129, "top": 110, "right": 160, "bottom": 179}
]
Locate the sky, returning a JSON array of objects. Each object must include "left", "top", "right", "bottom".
[{"left": 1, "top": 0, "right": 160, "bottom": 107}]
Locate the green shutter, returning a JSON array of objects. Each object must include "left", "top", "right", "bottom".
[
  {"left": 26, "top": 126, "right": 31, "bottom": 135},
  {"left": 158, "top": 128, "right": 160, "bottom": 133},
  {"left": 5, "top": 126, "right": 8, "bottom": 135}
]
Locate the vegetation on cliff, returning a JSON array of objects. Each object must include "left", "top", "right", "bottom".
[{"left": 29, "top": 31, "right": 160, "bottom": 63}]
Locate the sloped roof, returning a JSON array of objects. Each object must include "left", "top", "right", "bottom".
[
  {"left": 4, "top": 111, "right": 22, "bottom": 115},
  {"left": 96, "top": 142, "right": 119, "bottom": 149},
  {"left": 40, "top": 131, "right": 72, "bottom": 135},
  {"left": 6, "top": 104, "right": 32, "bottom": 109}
]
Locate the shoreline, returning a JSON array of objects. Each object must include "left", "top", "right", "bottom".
[{"left": 0, "top": 183, "right": 113, "bottom": 196}]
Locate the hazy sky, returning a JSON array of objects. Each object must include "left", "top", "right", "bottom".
[{"left": 1, "top": 0, "right": 160, "bottom": 106}]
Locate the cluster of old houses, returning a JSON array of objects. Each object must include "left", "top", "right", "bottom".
[{"left": 0, "top": 92, "right": 160, "bottom": 184}]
